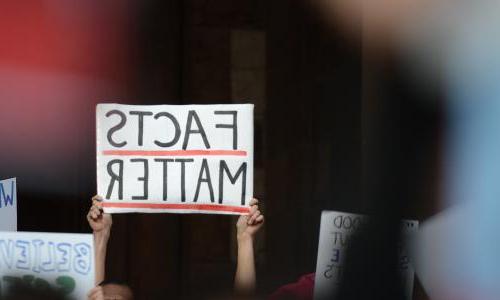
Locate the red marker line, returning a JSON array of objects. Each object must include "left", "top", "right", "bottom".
[
  {"left": 102, "top": 150, "right": 247, "bottom": 156},
  {"left": 101, "top": 202, "right": 250, "bottom": 214}
]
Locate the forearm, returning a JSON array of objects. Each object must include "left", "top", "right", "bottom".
[
  {"left": 234, "top": 237, "right": 256, "bottom": 294},
  {"left": 93, "top": 231, "right": 110, "bottom": 285}
]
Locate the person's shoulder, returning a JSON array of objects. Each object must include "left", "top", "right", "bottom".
[
  {"left": 299, "top": 273, "right": 315, "bottom": 283},
  {"left": 268, "top": 273, "right": 315, "bottom": 300}
]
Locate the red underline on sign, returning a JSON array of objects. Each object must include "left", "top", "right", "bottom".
[
  {"left": 101, "top": 202, "right": 250, "bottom": 213},
  {"left": 102, "top": 150, "right": 247, "bottom": 156}
]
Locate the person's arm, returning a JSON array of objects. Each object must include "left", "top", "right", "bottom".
[
  {"left": 86, "top": 195, "right": 112, "bottom": 285},
  {"left": 234, "top": 198, "right": 264, "bottom": 295}
]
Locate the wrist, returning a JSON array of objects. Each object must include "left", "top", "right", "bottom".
[
  {"left": 237, "top": 233, "right": 254, "bottom": 245},
  {"left": 93, "top": 230, "right": 110, "bottom": 243}
]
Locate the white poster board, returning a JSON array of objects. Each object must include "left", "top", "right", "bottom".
[
  {"left": 97, "top": 103, "right": 254, "bottom": 215},
  {"left": 0, "top": 231, "right": 95, "bottom": 299},
  {"left": 314, "top": 211, "right": 418, "bottom": 300},
  {"left": 0, "top": 178, "right": 17, "bottom": 231}
]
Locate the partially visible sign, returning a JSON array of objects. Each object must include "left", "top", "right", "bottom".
[
  {"left": 0, "top": 178, "right": 17, "bottom": 231},
  {"left": 0, "top": 231, "right": 95, "bottom": 299},
  {"left": 314, "top": 211, "right": 418, "bottom": 300}
]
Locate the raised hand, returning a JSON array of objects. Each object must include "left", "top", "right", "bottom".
[
  {"left": 87, "top": 195, "right": 112, "bottom": 234},
  {"left": 236, "top": 198, "right": 264, "bottom": 242},
  {"left": 87, "top": 195, "right": 112, "bottom": 285}
]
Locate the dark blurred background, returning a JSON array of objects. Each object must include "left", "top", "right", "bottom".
[{"left": 0, "top": 0, "right": 440, "bottom": 299}]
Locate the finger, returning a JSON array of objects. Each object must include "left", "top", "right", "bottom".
[
  {"left": 87, "top": 211, "right": 97, "bottom": 223},
  {"left": 249, "top": 202, "right": 259, "bottom": 211},
  {"left": 91, "top": 209, "right": 101, "bottom": 220},
  {"left": 247, "top": 206, "right": 258, "bottom": 224},
  {"left": 251, "top": 210, "right": 261, "bottom": 223},
  {"left": 90, "top": 206, "right": 104, "bottom": 220},
  {"left": 92, "top": 201, "right": 103, "bottom": 209},
  {"left": 250, "top": 198, "right": 259, "bottom": 206},
  {"left": 248, "top": 209, "right": 259, "bottom": 225},
  {"left": 88, "top": 206, "right": 95, "bottom": 220},
  {"left": 92, "top": 196, "right": 103, "bottom": 207},
  {"left": 255, "top": 215, "right": 264, "bottom": 224},
  {"left": 250, "top": 210, "right": 261, "bottom": 225},
  {"left": 237, "top": 214, "right": 247, "bottom": 222},
  {"left": 91, "top": 206, "right": 102, "bottom": 216},
  {"left": 237, "top": 215, "right": 249, "bottom": 228}
]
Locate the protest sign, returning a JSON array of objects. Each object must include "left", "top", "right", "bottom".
[
  {"left": 0, "top": 178, "right": 17, "bottom": 231},
  {"left": 314, "top": 211, "right": 418, "bottom": 300},
  {"left": 96, "top": 103, "right": 254, "bottom": 215},
  {"left": 0, "top": 231, "right": 94, "bottom": 299}
]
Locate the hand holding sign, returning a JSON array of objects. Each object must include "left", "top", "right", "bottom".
[
  {"left": 96, "top": 104, "right": 254, "bottom": 215},
  {"left": 234, "top": 198, "right": 264, "bottom": 295},
  {"left": 87, "top": 196, "right": 112, "bottom": 235},
  {"left": 236, "top": 198, "right": 264, "bottom": 242},
  {"left": 86, "top": 196, "right": 112, "bottom": 285}
]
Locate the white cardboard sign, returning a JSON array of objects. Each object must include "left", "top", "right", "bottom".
[
  {"left": 0, "top": 231, "right": 95, "bottom": 299},
  {"left": 0, "top": 178, "right": 17, "bottom": 232},
  {"left": 96, "top": 103, "right": 254, "bottom": 215},
  {"left": 314, "top": 211, "right": 418, "bottom": 300}
]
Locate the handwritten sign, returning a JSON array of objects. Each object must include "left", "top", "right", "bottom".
[
  {"left": 314, "top": 211, "right": 418, "bottom": 300},
  {"left": 96, "top": 103, "right": 254, "bottom": 215},
  {"left": 0, "top": 231, "right": 94, "bottom": 298},
  {"left": 0, "top": 178, "right": 17, "bottom": 231}
]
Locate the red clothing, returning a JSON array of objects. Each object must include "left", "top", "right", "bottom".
[{"left": 269, "top": 273, "right": 315, "bottom": 300}]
